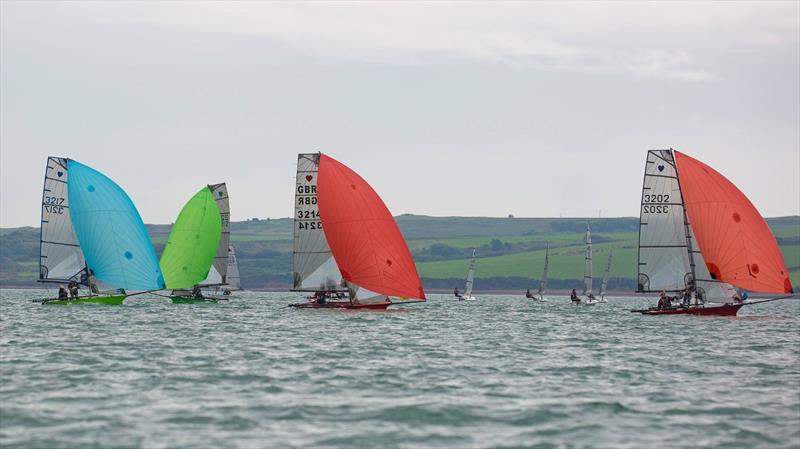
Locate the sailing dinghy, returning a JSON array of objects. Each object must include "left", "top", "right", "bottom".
[
  {"left": 458, "top": 249, "right": 478, "bottom": 301},
  {"left": 597, "top": 249, "right": 612, "bottom": 303},
  {"left": 160, "top": 184, "right": 226, "bottom": 303},
  {"left": 289, "top": 153, "right": 426, "bottom": 310},
  {"left": 527, "top": 244, "right": 549, "bottom": 301},
  {"left": 579, "top": 224, "right": 602, "bottom": 305},
  {"left": 632, "top": 149, "right": 794, "bottom": 316},
  {"left": 36, "top": 157, "right": 165, "bottom": 304}
]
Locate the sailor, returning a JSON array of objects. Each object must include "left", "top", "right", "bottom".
[
  {"left": 525, "top": 288, "right": 533, "bottom": 299},
  {"left": 570, "top": 289, "right": 579, "bottom": 302},
  {"left": 192, "top": 285, "right": 203, "bottom": 299},
  {"left": 587, "top": 292, "right": 596, "bottom": 301},
  {"left": 68, "top": 281, "right": 79, "bottom": 298},
  {"left": 58, "top": 286, "right": 68, "bottom": 299},
  {"left": 454, "top": 287, "right": 462, "bottom": 299},
  {"left": 315, "top": 291, "right": 326, "bottom": 305},
  {"left": 682, "top": 287, "right": 692, "bottom": 307},
  {"left": 223, "top": 288, "right": 232, "bottom": 296},
  {"left": 658, "top": 290, "right": 670, "bottom": 309}
]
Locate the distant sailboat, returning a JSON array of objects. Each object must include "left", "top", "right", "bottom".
[
  {"left": 458, "top": 249, "right": 477, "bottom": 301},
  {"left": 598, "top": 249, "right": 612, "bottom": 302},
  {"left": 580, "top": 224, "right": 601, "bottom": 304},
  {"left": 37, "top": 157, "right": 165, "bottom": 304},
  {"left": 632, "top": 149, "right": 793, "bottom": 316},
  {"left": 160, "top": 185, "right": 225, "bottom": 303},
  {"left": 527, "top": 244, "right": 548, "bottom": 301},
  {"left": 290, "top": 153, "right": 426, "bottom": 310}
]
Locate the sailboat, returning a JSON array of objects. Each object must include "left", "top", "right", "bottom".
[
  {"left": 632, "top": 149, "right": 793, "bottom": 316},
  {"left": 458, "top": 249, "right": 478, "bottom": 301},
  {"left": 579, "top": 224, "right": 602, "bottom": 304},
  {"left": 37, "top": 157, "right": 165, "bottom": 304},
  {"left": 289, "top": 153, "right": 426, "bottom": 310},
  {"left": 160, "top": 184, "right": 225, "bottom": 303},
  {"left": 598, "top": 249, "right": 612, "bottom": 302},
  {"left": 527, "top": 244, "right": 549, "bottom": 301}
]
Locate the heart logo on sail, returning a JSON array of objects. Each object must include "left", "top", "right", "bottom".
[
  {"left": 57, "top": 171, "right": 63, "bottom": 177},
  {"left": 657, "top": 165, "right": 665, "bottom": 172},
  {"left": 305, "top": 175, "right": 313, "bottom": 182}
]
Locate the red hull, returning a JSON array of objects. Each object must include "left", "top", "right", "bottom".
[
  {"left": 289, "top": 301, "right": 391, "bottom": 310},
  {"left": 634, "top": 303, "right": 743, "bottom": 316}
]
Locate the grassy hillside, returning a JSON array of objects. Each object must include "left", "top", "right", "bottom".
[{"left": 1, "top": 215, "right": 798, "bottom": 290}]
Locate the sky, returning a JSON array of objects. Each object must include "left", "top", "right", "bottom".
[{"left": 1, "top": 1, "right": 798, "bottom": 228}]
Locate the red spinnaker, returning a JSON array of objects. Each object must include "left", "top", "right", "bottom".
[
  {"left": 317, "top": 154, "right": 426, "bottom": 300},
  {"left": 674, "top": 150, "right": 793, "bottom": 294}
]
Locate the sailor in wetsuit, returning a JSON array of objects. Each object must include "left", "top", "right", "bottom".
[
  {"left": 192, "top": 285, "right": 203, "bottom": 299},
  {"left": 525, "top": 288, "right": 533, "bottom": 299},
  {"left": 570, "top": 289, "right": 580, "bottom": 303},
  {"left": 454, "top": 287, "right": 463, "bottom": 300},
  {"left": 58, "top": 286, "right": 69, "bottom": 299}
]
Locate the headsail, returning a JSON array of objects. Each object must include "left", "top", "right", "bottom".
[
  {"left": 66, "top": 160, "right": 164, "bottom": 290},
  {"left": 599, "top": 249, "right": 612, "bottom": 297},
  {"left": 293, "top": 153, "right": 344, "bottom": 291},
  {"left": 160, "top": 186, "right": 222, "bottom": 290},
  {"left": 537, "top": 243, "right": 549, "bottom": 296},
  {"left": 226, "top": 246, "right": 241, "bottom": 290},
  {"left": 674, "top": 151, "right": 793, "bottom": 294},
  {"left": 198, "top": 183, "right": 230, "bottom": 286},
  {"left": 583, "top": 224, "right": 593, "bottom": 295},
  {"left": 316, "top": 153, "right": 426, "bottom": 301},
  {"left": 39, "top": 157, "right": 87, "bottom": 285},
  {"left": 464, "top": 249, "right": 477, "bottom": 298}
]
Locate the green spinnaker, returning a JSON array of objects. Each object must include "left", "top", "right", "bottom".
[{"left": 160, "top": 186, "right": 222, "bottom": 289}]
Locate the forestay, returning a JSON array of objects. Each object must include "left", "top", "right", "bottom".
[
  {"left": 67, "top": 160, "right": 164, "bottom": 290},
  {"left": 292, "top": 153, "right": 344, "bottom": 292},
  {"left": 39, "top": 157, "right": 87, "bottom": 284}
]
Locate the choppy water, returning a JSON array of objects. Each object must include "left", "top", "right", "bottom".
[{"left": 1, "top": 289, "right": 798, "bottom": 449}]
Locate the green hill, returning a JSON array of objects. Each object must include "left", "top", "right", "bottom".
[{"left": 1, "top": 215, "right": 798, "bottom": 291}]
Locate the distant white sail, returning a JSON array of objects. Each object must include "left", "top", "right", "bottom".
[
  {"left": 537, "top": 244, "right": 549, "bottom": 296},
  {"left": 583, "top": 224, "right": 593, "bottom": 295},
  {"left": 599, "top": 249, "right": 612, "bottom": 297},
  {"left": 226, "top": 245, "right": 241, "bottom": 290},
  {"left": 39, "top": 157, "right": 87, "bottom": 284},
  {"left": 196, "top": 183, "right": 230, "bottom": 287},
  {"left": 292, "top": 153, "right": 344, "bottom": 291},
  {"left": 464, "top": 249, "right": 477, "bottom": 298}
]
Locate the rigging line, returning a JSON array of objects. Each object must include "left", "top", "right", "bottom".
[{"left": 743, "top": 295, "right": 794, "bottom": 306}]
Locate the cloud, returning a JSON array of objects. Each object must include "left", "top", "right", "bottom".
[{"left": 46, "top": 1, "right": 794, "bottom": 82}]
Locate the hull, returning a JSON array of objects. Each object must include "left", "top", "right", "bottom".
[
  {"left": 632, "top": 303, "right": 743, "bottom": 316},
  {"left": 171, "top": 296, "right": 228, "bottom": 304},
  {"left": 42, "top": 294, "right": 126, "bottom": 305},
  {"left": 289, "top": 301, "right": 391, "bottom": 310}
]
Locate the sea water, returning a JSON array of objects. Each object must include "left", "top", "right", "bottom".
[{"left": 1, "top": 289, "right": 798, "bottom": 449}]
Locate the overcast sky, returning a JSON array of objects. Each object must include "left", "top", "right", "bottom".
[{"left": 1, "top": 1, "right": 798, "bottom": 228}]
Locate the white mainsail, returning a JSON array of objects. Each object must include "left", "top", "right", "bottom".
[
  {"left": 39, "top": 157, "right": 87, "bottom": 284},
  {"left": 464, "top": 249, "right": 477, "bottom": 298},
  {"left": 537, "top": 244, "right": 549, "bottom": 297},
  {"left": 637, "top": 149, "right": 737, "bottom": 302},
  {"left": 199, "top": 183, "right": 230, "bottom": 286},
  {"left": 599, "top": 249, "right": 613, "bottom": 298},
  {"left": 226, "top": 245, "right": 241, "bottom": 290},
  {"left": 583, "top": 224, "right": 593, "bottom": 295},
  {"left": 292, "top": 153, "right": 344, "bottom": 291}
]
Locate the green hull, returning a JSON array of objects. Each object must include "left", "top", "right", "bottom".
[
  {"left": 42, "top": 294, "right": 127, "bottom": 305},
  {"left": 170, "top": 296, "right": 227, "bottom": 304}
]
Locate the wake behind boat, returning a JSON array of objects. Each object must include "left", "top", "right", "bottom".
[
  {"left": 35, "top": 157, "right": 166, "bottom": 305},
  {"left": 633, "top": 149, "right": 793, "bottom": 316},
  {"left": 289, "top": 153, "right": 426, "bottom": 310}
]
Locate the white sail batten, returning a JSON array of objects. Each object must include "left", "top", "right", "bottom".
[
  {"left": 464, "top": 249, "right": 477, "bottom": 298},
  {"left": 583, "top": 225, "right": 593, "bottom": 295},
  {"left": 292, "top": 153, "right": 344, "bottom": 291},
  {"left": 39, "top": 157, "right": 87, "bottom": 284},
  {"left": 637, "top": 150, "right": 694, "bottom": 292},
  {"left": 537, "top": 244, "right": 549, "bottom": 296},
  {"left": 227, "top": 246, "right": 241, "bottom": 290}
]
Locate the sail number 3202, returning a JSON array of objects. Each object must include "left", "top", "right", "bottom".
[{"left": 642, "top": 193, "right": 670, "bottom": 214}]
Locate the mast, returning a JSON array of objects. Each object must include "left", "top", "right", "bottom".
[
  {"left": 583, "top": 223, "right": 593, "bottom": 295},
  {"left": 464, "top": 249, "right": 477, "bottom": 297}
]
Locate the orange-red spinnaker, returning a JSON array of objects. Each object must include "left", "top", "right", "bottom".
[
  {"left": 675, "top": 150, "right": 793, "bottom": 294},
  {"left": 317, "top": 154, "right": 426, "bottom": 300}
]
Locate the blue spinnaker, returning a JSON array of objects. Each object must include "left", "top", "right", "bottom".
[{"left": 67, "top": 160, "right": 165, "bottom": 290}]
